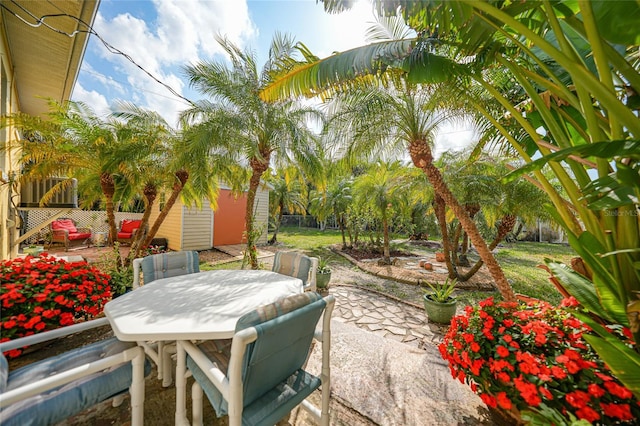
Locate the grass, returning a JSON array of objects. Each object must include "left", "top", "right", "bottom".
[{"left": 273, "top": 226, "right": 577, "bottom": 306}]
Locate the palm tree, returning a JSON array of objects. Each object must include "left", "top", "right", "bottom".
[
  {"left": 310, "top": 177, "right": 354, "bottom": 249},
  {"left": 6, "top": 100, "right": 129, "bottom": 249},
  {"left": 263, "top": 0, "right": 640, "bottom": 394},
  {"left": 263, "top": 14, "right": 518, "bottom": 301},
  {"left": 353, "top": 161, "right": 407, "bottom": 264},
  {"left": 267, "top": 168, "right": 307, "bottom": 244},
  {"left": 181, "top": 34, "right": 324, "bottom": 269}
]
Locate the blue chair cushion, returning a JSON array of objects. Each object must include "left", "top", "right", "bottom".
[
  {"left": 272, "top": 252, "right": 312, "bottom": 286},
  {"left": 0, "top": 352, "right": 7, "bottom": 393},
  {"left": 235, "top": 292, "right": 322, "bottom": 333},
  {"left": 188, "top": 293, "right": 325, "bottom": 421},
  {"left": 141, "top": 251, "right": 199, "bottom": 284},
  {"left": 0, "top": 337, "right": 151, "bottom": 426}
]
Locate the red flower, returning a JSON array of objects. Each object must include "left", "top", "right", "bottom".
[
  {"left": 575, "top": 406, "right": 600, "bottom": 423},
  {"left": 496, "top": 345, "right": 509, "bottom": 358},
  {"left": 480, "top": 393, "right": 497, "bottom": 408},
  {"left": 601, "top": 403, "right": 633, "bottom": 420},
  {"left": 496, "top": 392, "right": 512, "bottom": 410},
  {"left": 565, "top": 390, "right": 591, "bottom": 409},
  {"left": 439, "top": 296, "right": 640, "bottom": 424},
  {"left": 604, "top": 381, "right": 633, "bottom": 399}
]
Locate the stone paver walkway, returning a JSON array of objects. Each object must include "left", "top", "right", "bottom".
[{"left": 330, "top": 286, "right": 446, "bottom": 348}]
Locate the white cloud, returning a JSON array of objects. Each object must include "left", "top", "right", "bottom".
[
  {"left": 80, "top": 63, "right": 125, "bottom": 94},
  {"left": 310, "top": 0, "right": 375, "bottom": 58},
  {"left": 71, "top": 83, "right": 111, "bottom": 117}
]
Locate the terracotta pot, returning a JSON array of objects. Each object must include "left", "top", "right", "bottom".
[
  {"left": 435, "top": 252, "right": 446, "bottom": 262},
  {"left": 419, "top": 259, "right": 427, "bottom": 267},
  {"left": 424, "top": 262, "right": 433, "bottom": 271}
]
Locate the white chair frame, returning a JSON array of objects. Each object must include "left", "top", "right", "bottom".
[
  {"left": 176, "top": 294, "right": 335, "bottom": 426},
  {"left": 0, "top": 318, "right": 146, "bottom": 426}
]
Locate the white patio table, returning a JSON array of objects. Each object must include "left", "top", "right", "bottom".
[{"left": 103, "top": 269, "right": 303, "bottom": 425}]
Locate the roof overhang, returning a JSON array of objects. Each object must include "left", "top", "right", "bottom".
[{"left": 1, "top": 0, "right": 99, "bottom": 116}]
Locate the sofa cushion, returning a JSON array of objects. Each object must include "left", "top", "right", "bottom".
[
  {"left": 68, "top": 233, "right": 91, "bottom": 241},
  {"left": 117, "top": 232, "right": 133, "bottom": 240},
  {"left": 0, "top": 338, "right": 151, "bottom": 426},
  {"left": 120, "top": 220, "right": 141, "bottom": 233},
  {"left": 51, "top": 219, "right": 77, "bottom": 234}
]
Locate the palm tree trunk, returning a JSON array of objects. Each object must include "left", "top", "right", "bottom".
[
  {"left": 410, "top": 140, "right": 516, "bottom": 302},
  {"left": 245, "top": 153, "right": 270, "bottom": 269},
  {"left": 338, "top": 213, "right": 347, "bottom": 249},
  {"left": 382, "top": 212, "right": 391, "bottom": 264},
  {"left": 141, "top": 170, "right": 188, "bottom": 250},
  {"left": 100, "top": 173, "right": 121, "bottom": 266},
  {"left": 459, "top": 214, "right": 517, "bottom": 282},
  {"left": 268, "top": 208, "right": 283, "bottom": 244},
  {"left": 128, "top": 184, "right": 157, "bottom": 263},
  {"left": 433, "top": 195, "right": 458, "bottom": 279}
]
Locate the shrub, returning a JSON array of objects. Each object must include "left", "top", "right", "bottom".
[
  {"left": 1, "top": 254, "right": 111, "bottom": 357},
  {"left": 439, "top": 297, "right": 639, "bottom": 424}
]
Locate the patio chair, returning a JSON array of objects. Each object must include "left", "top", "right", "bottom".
[
  {"left": 117, "top": 219, "right": 144, "bottom": 245},
  {"left": 272, "top": 251, "right": 319, "bottom": 292},
  {"left": 47, "top": 218, "right": 91, "bottom": 251},
  {"left": 177, "top": 292, "right": 334, "bottom": 426},
  {"left": 131, "top": 250, "right": 200, "bottom": 387},
  {"left": 0, "top": 318, "right": 150, "bottom": 426}
]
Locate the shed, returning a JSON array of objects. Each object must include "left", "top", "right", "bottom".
[{"left": 149, "top": 185, "right": 269, "bottom": 251}]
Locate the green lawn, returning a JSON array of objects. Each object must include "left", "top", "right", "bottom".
[{"left": 271, "top": 226, "right": 576, "bottom": 305}]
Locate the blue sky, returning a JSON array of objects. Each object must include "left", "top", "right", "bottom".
[
  {"left": 74, "top": 0, "right": 375, "bottom": 125},
  {"left": 73, "top": 0, "right": 473, "bottom": 154}
]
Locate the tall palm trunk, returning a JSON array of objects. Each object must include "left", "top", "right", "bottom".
[
  {"left": 141, "top": 170, "right": 188, "bottom": 250},
  {"left": 100, "top": 173, "right": 119, "bottom": 262},
  {"left": 459, "top": 214, "right": 517, "bottom": 282},
  {"left": 409, "top": 140, "right": 516, "bottom": 302},
  {"left": 245, "top": 153, "right": 270, "bottom": 269},
  {"left": 128, "top": 183, "right": 157, "bottom": 263}
]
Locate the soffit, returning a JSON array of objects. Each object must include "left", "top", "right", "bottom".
[{"left": 1, "top": 0, "right": 99, "bottom": 117}]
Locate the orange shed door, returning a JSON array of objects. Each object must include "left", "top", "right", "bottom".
[{"left": 213, "top": 190, "right": 247, "bottom": 246}]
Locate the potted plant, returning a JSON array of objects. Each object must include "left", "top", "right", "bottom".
[
  {"left": 422, "top": 277, "right": 457, "bottom": 324},
  {"left": 316, "top": 256, "right": 332, "bottom": 290}
]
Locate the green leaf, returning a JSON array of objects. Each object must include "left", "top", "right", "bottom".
[
  {"left": 404, "top": 51, "right": 467, "bottom": 84},
  {"left": 546, "top": 260, "right": 615, "bottom": 322},
  {"left": 572, "top": 311, "right": 640, "bottom": 399},
  {"left": 591, "top": 0, "right": 640, "bottom": 45},
  {"left": 503, "top": 140, "right": 640, "bottom": 183}
]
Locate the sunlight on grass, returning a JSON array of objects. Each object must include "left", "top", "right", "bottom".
[
  {"left": 275, "top": 225, "right": 343, "bottom": 250},
  {"left": 273, "top": 226, "right": 576, "bottom": 306}
]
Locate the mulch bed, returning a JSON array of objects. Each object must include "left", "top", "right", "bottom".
[{"left": 340, "top": 247, "right": 418, "bottom": 261}]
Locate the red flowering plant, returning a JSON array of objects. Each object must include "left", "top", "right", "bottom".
[
  {"left": 439, "top": 296, "right": 639, "bottom": 424},
  {"left": 1, "top": 254, "right": 111, "bottom": 358}
]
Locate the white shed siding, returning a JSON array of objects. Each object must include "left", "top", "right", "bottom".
[
  {"left": 253, "top": 186, "right": 269, "bottom": 245},
  {"left": 182, "top": 201, "right": 214, "bottom": 250}
]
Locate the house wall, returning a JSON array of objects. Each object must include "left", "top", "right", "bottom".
[{"left": 0, "top": 34, "right": 21, "bottom": 260}]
